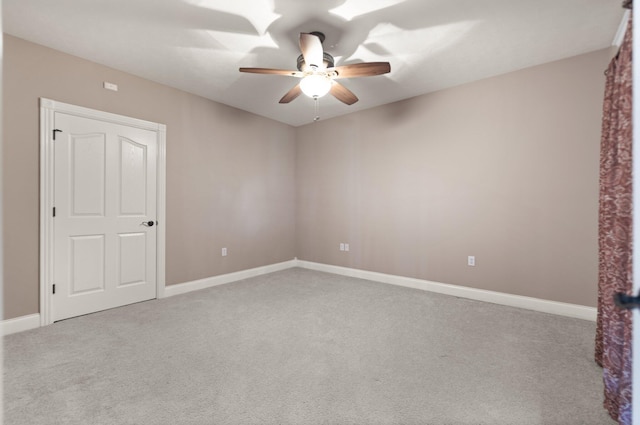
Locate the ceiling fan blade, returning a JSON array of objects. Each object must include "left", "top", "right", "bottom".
[
  {"left": 330, "top": 82, "right": 359, "bottom": 105},
  {"left": 239, "top": 67, "right": 303, "bottom": 77},
  {"left": 331, "top": 62, "right": 391, "bottom": 79},
  {"left": 279, "top": 84, "right": 303, "bottom": 104},
  {"left": 299, "top": 33, "right": 324, "bottom": 70}
]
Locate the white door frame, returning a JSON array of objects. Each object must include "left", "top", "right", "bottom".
[{"left": 39, "top": 98, "right": 166, "bottom": 326}]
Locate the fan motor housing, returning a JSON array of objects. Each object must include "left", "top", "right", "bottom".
[{"left": 297, "top": 53, "right": 335, "bottom": 72}]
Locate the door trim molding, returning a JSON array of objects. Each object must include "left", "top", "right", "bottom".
[{"left": 39, "top": 98, "right": 167, "bottom": 325}]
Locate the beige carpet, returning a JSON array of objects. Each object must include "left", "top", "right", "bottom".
[{"left": 4, "top": 268, "right": 613, "bottom": 424}]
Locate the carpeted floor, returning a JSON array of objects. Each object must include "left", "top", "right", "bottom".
[{"left": 4, "top": 268, "right": 614, "bottom": 424}]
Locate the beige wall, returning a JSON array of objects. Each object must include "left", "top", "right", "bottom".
[
  {"left": 2, "top": 35, "right": 296, "bottom": 319},
  {"left": 2, "top": 33, "right": 613, "bottom": 320},
  {"left": 296, "top": 48, "right": 614, "bottom": 307}
]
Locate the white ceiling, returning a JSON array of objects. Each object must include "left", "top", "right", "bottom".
[{"left": 2, "top": 0, "right": 625, "bottom": 126}]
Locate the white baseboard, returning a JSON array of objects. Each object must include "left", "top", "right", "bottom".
[
  {"left": 2, "top": 259, "right": 596, "bottom": 336},
  {"left": 3, "top": 260, "right": 297, "bottom": 335},
  {"left": 295, "top": 260, "right": 597, "bottom": 321},
  {"left": 2, "top": 313, "right": 41, "bottom": 336},
  {"left": 164, "top": 259, "right": 298, "bottom": 298}
]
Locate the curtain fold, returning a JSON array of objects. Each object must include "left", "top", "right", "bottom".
[{"left": 595, "top": 13, "right": 633, "bottom": 425}]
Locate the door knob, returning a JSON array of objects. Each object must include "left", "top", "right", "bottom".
[{"left": 141, "top": 221, "right": 155, "bottom": 227}]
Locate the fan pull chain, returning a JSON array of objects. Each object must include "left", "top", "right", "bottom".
[{"left": 313, "top": 96, "right": 320, "bottom": 122}]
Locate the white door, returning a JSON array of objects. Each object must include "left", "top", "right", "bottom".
[{"left": 52, "top": 112, "right": 158, "bottom": 321}]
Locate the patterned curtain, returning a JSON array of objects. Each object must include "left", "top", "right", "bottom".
[{"left": 594, "top": 9, "right": 633, "bottom": 425}]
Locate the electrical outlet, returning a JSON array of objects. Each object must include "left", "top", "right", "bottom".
[
  {"left": 103, "top": 81, "right": 118, "bottom": 91},
  {"left": 468, "top": 256, "right": 475, "bottom": 266},
  {"left": 340, "top": 243, "right": 345, "bottom": 251},
  {"left": 344, "top": 243, "right": 349, "bottom": 252},
  {"left": 222, "top": 247, "right": 227, "bottom": 257}
]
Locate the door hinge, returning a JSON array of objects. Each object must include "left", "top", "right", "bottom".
[
  {"left": 52, "top": 284, "right": 56, "bottom": 295},
  {"left": 53, "top": 129, "right": 62, "bottom": 140},
  {"left": 53, "top": 207, "right": 56, "bottom": 217}
]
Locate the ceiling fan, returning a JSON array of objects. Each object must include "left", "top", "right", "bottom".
[{"left": 239, "top": 32, "right": 391, "bottom": 106}]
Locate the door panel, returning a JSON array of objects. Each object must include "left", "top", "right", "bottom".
[
  {"left": 119, "top": 137, "right": 147, "bottom": 216},
  {"left": 70, "top": 235, "right": 105, "bottom": 294},
  {"left": 71, "top": 133, "right": 106, "bottom": 216},
  {"left": 53, "top": 112, "right": 157, "bottom": 321},
  {"left": 117, "top": 232, "right": 147, "bottom": 287}
]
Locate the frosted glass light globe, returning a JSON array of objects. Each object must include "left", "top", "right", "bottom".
[{"left": 300, "top": 74, "right": 332, "bottom": 98}]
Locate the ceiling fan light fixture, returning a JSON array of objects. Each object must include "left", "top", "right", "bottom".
[
  {"left": 239, "top": 32, "right": 390, "bottom": 108},
  {"left": 300, "top": 74, "right": 332, "bottom": 98}
]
